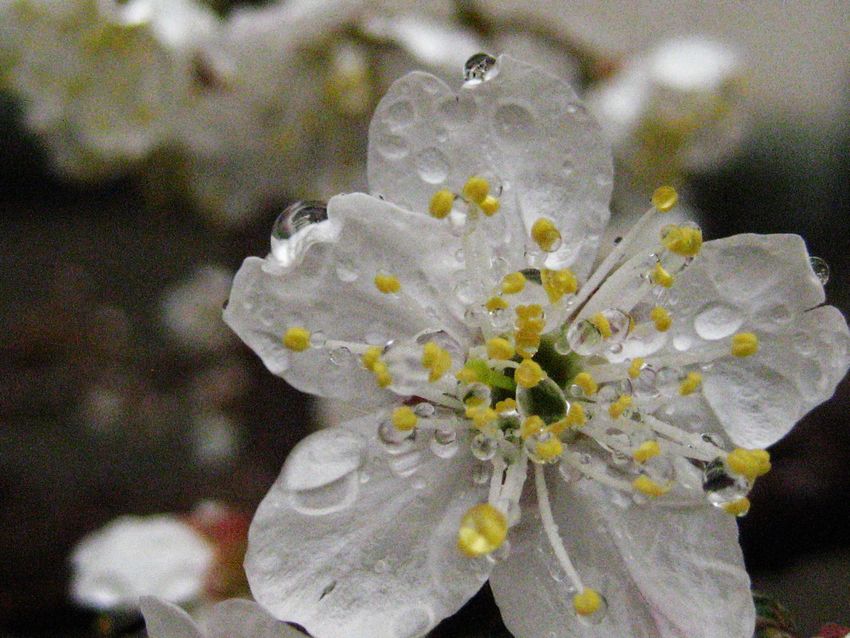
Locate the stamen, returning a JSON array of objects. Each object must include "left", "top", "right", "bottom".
[
  {"left": 534, "top": 464, "right": 584, "bottom": 591},
  {"left": 457, "top": 503, "right": 507, "bottom": 557},
  {"left": 651, "top": 185, "right": 679, "bottom": 212},
  {"left": 282, "top": 326, "right": 311, "bottom": 351},
  {"left": 726, "top": 448, "right": 771, "bottom": 481},
  {"left": 429, "top": 189, "right": 455, "bottom": 219},
  {"left": 374, "top": 273, "right": 401, "bottom": 294},
  {"left": 462, "top": 176, "right": 490, "bottom": 205},
  {"left": 391, "top": 406, "right": 417, "bottom": 431},
  {"left": 731, "top": 332, "right": 759, "bottom": 357},
  {"left": 530, "top": 218, "right": 562, "bottom": 252},
  {"left": 501, "top": 271, "right": 526, "bottom": 294}
]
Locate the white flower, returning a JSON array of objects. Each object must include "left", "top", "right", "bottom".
[
  {"left": 0, "top": 0, "right": 217, "bottom": 173},
  {"left": 70, "top": 514, "right": 214, "bottom": 611},
  {"left": 141, "top": 596, "right": 305, "bottom": 638},
  {"left": 223, "top": 55, "right": 849, "bottom": 638}
]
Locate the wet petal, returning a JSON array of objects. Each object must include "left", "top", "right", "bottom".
[
  {"left": 204, "top": 599, "right": 305, "bottom": 638},
  {"left": 141, "top": 597, "right": 204, "bottom": 638},
  {"left": 367, "top": 55, "right": 612, "bottom": 276},
  {"left": 224, "top": 192, "right": 470, "bottom": 404},
  {"left": 245, "top": 413, "right": 491, "bottom": 638}
]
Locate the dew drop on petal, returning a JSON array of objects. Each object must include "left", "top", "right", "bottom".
[
  {"left": 565, "top": 319, "right": 603, "bottom": 356},
  {"left": 329, "top": 346, "right": 353, "bottom": 366},
  {"left": 575, "top": 592, "right": 609, "bottom": 626},
  {"left": 471, "top": 433, "right": 498, "bottom": 461},
  {"left": 392, "top": 606, "right": 433, "bottom": 638},
  {"left": 413, "top": 402, "right": 436, "bottom": 418},
  {"left": 414, "top": 147, "right": 450, "bottom": 184},
  {"left": 375, "top": 132, "right": 409, "bottom": 159},
  {"left": 335, "top": 258, "right": 359, "bottom": 282},
  {"left": 388, "top": 449, "right": 424, "bottom": 477},
  {"left": 429, "top": 429, "right": 459, "bottom": 459},
  {"left": 702, "top": 458, "right": 749, "bottom": 507},
  {"left": 270, "top": 201, "right": 328, "bottom": 261},
  {"left": 463, "top": 52, "right": 499, "bottom": 84},
  {"left": 494, "top": 102, "right": 535, "bottom": 140},
  {"left": 471, "top": 460, "right": 492, "bottom": 484},
  {"left": 693, "top": 303, "right": 744, "bottom": 340},
  {"left": 385, "top": 100, "right": 414, "bottom": 129},
  {"left": 378, "top": 419, "right": 416, "bottom": 455},
  {"left": 809, "top": 256, "right": 830, "bottom": 285}
]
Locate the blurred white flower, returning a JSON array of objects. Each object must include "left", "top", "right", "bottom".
[
  {"left": 70, "top": 514, "right": 214, "bottom": 611},
  {"left": 161, "top": 264, "right": 235, "bottom": 352}
]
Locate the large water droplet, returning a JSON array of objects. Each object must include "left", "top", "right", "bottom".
[
  {"left": 271, "top": 201, "right": 328, "bottom": 262},
  {"left": 378, "top": 418, "right": 416, "bottom": 455},
  {"left": 385, "top": 100, "right": 414, "bottom": 129},
  {"left": 565, "top": 319, "right": 602, "bottom": 356},
  {"left": 329, "top": 346, "right": 353, "bottom": 366},
  {"left": 471, "top": 433, "right": 498, "bottom": 461},
  {"left": 693, "top": 303, "right": 744, "bottom": 340},
  {"left": 415, "top": 147, "right": 449, "bottom": 184},
  {"left": 389, "top": 449, "right": 424, "bottom": 478},
  {"left": 702, "top": 458, "right": 749, "bottom": 507},
  {"left": 809, "top": 256, "right": 830, "bottom": 285},
  {"left": 429, "top": 428, "right": 459, "bottom": 459},
  {"left": 282, "top": 429, "right": 363, "bottom": 515},
  {"left": 494, "top": 102, "right": 535, "bottom": 140},
  {"left": 463, "top": 53, "right": 499, "bottom": 84}
]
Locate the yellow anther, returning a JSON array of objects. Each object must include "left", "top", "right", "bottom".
[
  {"left": 515, "top": 304, "right": 543, "bottom": 319},
  {"left": 572, "top": 372, "right": 598, "bottom": 396},
  {"left": 608, "top": 394, "right": 633, "bottom": 419},
  {"left": 516, "top": 316, "right": 546, "bottom": 333},
  {"left": 565, "top": 402, "right": 587, "bottom": 427},
  {"left": 466, "top": 405, "right": 497, "bottom": 430},
  {"left": 480, "top": 195, "right": 500, "bottom": 216},
  {"left": 651, "top": 262, "right": 675, "bottom": 288},
  {"left": 520, "top": 415, "right": 545, "bottom": 440},
  {"left": 374, "top": 273, "right": 401, "bottom": 294},
  {"left": 722, "top": 497, "right": 751, "bottom": 517},
  {"left": 726, "top": 448, "right": 771, "bottom": 481},
  {"left": 540, "top": 268, "right": 578, "bottom": 303},
  {"left": 651, "top": 185, "right": 679, "bottom": 212},
  {"left": 422, "top": 342, "right": 452, "bottom": 383},
  {"left": 573, "top": 588, "right": 603, "bottom": 616},
  {"left": 661, "top": 225, "right": 703, "bottom": 257},
  {"left": 372, "top": 360, "right": 392, "bottom": 388},
  {"left": 462, "top": 176, "right": 490, "bottom": 205},
  {"left": 678, "top": 371, "right": 703, "bottom": 396},
  {"left": 495, "top": 398, "right": 517, "bottom": 414},
  {"left": 456, "top": 366, "right": 479, "bottom": 384},
  {"left": 534, "top": 437, "right": 563, "bottom": 461},
  {"left": 486, "top": 337, "right": 515, "bottom": 361},
  {"left": 530, "top": 217, "right": 562, "bottom": 252},
  {"left": 731, "top": 332, "right": 759, "bottom": 358},
  {"left": 361, "top": 346, "right": 383, "bottom": 371},
  {"left": 633, "top": 440, "right": 661, "bottom": 463},
  {"left": 501, "top": 272, "right": 526, "bottom": 295},
  {"left": 515, "top": 359, "right": 545, "bottom": 388},
  {"left": 282, "top": 327, "right": 311, "bottom": 352},
  {"left": 485, "top": 296, "right": 509, "bottom": 311},
  {"left": 628, "top": 358, "right": 645, "bottom": 379},
  {"left": 429, "top": 189, "right": 455, "bottom": 219},
  {"left": 632, "top": 475, "right": 670, "bottom": 497},
  {"left": 547, "top": 418, "right": 568, "bottom": 436},
  {"left": 514, "top": 330, "right": 541, "bottom": 357},
  {"left": 650, "top": 306, "right": 672, "bottom": 332},
  {"left": 457, "top": 503, "right": 507, "bottom": 557},
  {"left": 589, "top": 312, "right": 612, "bottom": 339},
  {"left": 391, "top": 406, "right": 418, "bottom": 431}
]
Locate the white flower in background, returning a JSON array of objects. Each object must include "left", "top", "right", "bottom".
[
  {"left": 0, "top": 0, "right": 218, "bottom": 176},
  {"left": 161, "top": 264, "right": 236, "bottom": 352},
  {"left": 587, "top": 36, "right": 747, "bottom": 187},
  {"left": 223, "top": 55, "right": 849, "bottom": 637},
  {"left": 141, "top": 596, "right": 306, "bottom": 638},
  {"left": 70, "top": 514, "right": 214, "bottom": 611}
]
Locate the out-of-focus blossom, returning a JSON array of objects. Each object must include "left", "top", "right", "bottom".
[
  {"left": 161, "top": 264, "right": 236, "bottom": 352},
  {"left": 187, "top": 501, "right": 251, "bottom": 599},
  {"left": 0, "top": 0, "right": 219, "bottom": 177},
  {"left": 70, "top": 514, "right": 214, "bottom": 611}
]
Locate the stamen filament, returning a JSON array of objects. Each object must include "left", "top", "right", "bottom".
[
  {"left": 534, "top": 464, "right": 584, "bottom": 591},
  {"left": 489, "top": 456, "right": 506, "bottom": 505}
]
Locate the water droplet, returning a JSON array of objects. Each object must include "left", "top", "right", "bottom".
[
  {"left": 329, "top": 346, "right": 352, "bottom": 366},
  {"left": 472, "top": 461, "right": 492, "bottom": 484},
  {"left": 414, "top": 147, "right": 450, "bottom": 184},
  {"left": 271, "top": 201, "right": 328, "bottom": 261},
  {"left": 565, "top": 319, "right": 603, "bottom": 356},
  {"left": 494, "top": 102, "right": 535, "bottom": 140},
  {"left": 490, "top": 256, "right": 510, "bottom": 280},
  {"left": 655, "top": 367, "right": 682, "bottom": 397},
  {"left": 438, "top": 96, "right": 477, "bottom": 128},
  {"left": 335, "top": 259, "right": 358, "bottom": 282},
  {"left": 282, "top": 429, "right": 363, "bottom": 515},
  {"left": 700, "top": 432, "right": 724, "bottom": 448},
  {"left": 810, "top": 256, "right": 830, "bottom": 285},
  {"left": 463, "top": 53, "right": 499, "bottom": 84},
  {"left": 392, "top": 606, "right": 433, "bottom": 638},
  {"left": 378, "top": 419, "right": 415, "bottom": 455},
  {"left": 376, "top": 132, "right": 409, "bottom": 159},
  {"left": 792, "top": 331, "right": 817, "bottom": 356},
  {"left": 453, "top": 274, "right": 478, "bottom": 304},
  {"left": 630, "top": 365, "right": 658, "bottom": 399},
  {"left": 488, "top": 538, "right": 511, "bottom": 563},
  {"left": 601, "top": 308, "right": 632, "bottom": 343},
  {"left": 702, "top": 458, "right": 749, "bottom": 506},
  {"left": 389, "top": 449, "right": 424, "bottom": 477},
  {"left": 310, "top": 331, "right": 327, "bottom": 348},
  {"left": 693, "top": 303, "right": 744, "bottom": 340},
  {"left": 765, "top": 303, "right": 792, "bottom": 328},
  {"left": 385, "top": 100, "right": 414, "bottom": 129},
  {"left": 413, "top": 402, "right": 436, "bottom": 418},
  {"left": 575, "top": 591, "right": 609, "bottom": 626},
  {"left": 471, "top": 433, "right": 498, "bottom": 461},
  {"left": 429, "top": 428, "right": 459, "bottom": 459},
  {"left": 672, "top": 334, "right": 693, "bottom": 351}
]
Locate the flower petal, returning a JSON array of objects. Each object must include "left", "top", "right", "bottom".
[
  {"left": 140, "top": 597, "right": 204, "bottom": 638},
  {"left": 224, "top": 192, "right": 469, "bottom": 404},
  {"left": 367, "top": 55, "right": 612, "bottom": 276},
  {"left": 491, "top": 477, "right": 754, "bottom": 638},
  {"left": 203, "top": 599, "right": 306, "bottom": 638},
  {"left": 245, "top": 413, "right": 491, "bottom": 638}
]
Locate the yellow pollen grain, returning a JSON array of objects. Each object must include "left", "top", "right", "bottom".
[
  {"left": 486, "top": 337, "right": 515, "bottom": 361},
  {"left": 516, "top": 316, "right": 546, "bottom": 333},
  {"left": 573, "top": 589, "right": 602, "bottom": 616},
  {"left": 565, "top": 402, "right": 586, "bottom": 427},
  {"left": 628, "top": 358, "right": 645, "bottom": 379},
  {"left": 462, "top": 176, "right": 490, "bottom": 205},
  {"left": 456, "top": 366, "right": 479, "bottom": 384},
  {"left": 726, "top": 448, "right": 771, "bottom": 481},
  {"left": 722, "top": 497, "right": 751, "bottom": 517},
  {"left": 520, "top": 415, "right": 545, "bottom": 440},
  {"left": 429, "top": 189, "right": 454, "bottom": 219},
  {"left": 731, "top": 332, "right": 759, "bottom": 357},
  {"left": 661, "top": 225, "right": 703, "bottom": 257},
  {"left": 468, "top": 406, "right": 498, "bottom": 430},
  {"left": 589, "top": 312, "right": 612, "bottom": 339},
  {"left": 372, "top": 360, "right": 392, "bottom": 388},
  {"left": 651, "top": 185, "right": 679, "bottom": 212},
  {"left": 457, "top": 503, "right": 507, "bottom": 557},
  {"left": 572, "top": 372, "right": 597, "bottom": 396},
  {"left": 530, "top": 217, "right": 562, "bottom": 252},
  {"left": 374, "top": 273, "right": 401, "bottom": 294},
  {"left": 515, "top": 304, "right": 543, "bottom": 319},
  {"left": 633, "top": 440, "right": 661, "bottom": 463},
  {"left": 515, "top": 359, "right": 545, "bottom": 388},
  {"left": 547, "top": 417, "right": 569, "bottom": 436},
  {"left": 282, "top": 327, "right": 311, "bottom": 352},
  {"left": 534, "top": 437, "right": 563, "bottom": 461},
  {"left": 480, "top": 195, "right": 500, "bottom": 216},
  {"left": 361, "top": 346, "right": 383, "bottom": 371},
  {"left": 650, "top": 306, "right": 672, "bottom": 332},
  {"left": 422, "top": 342, "right": 452, "bottom": 383},
  {"left": 501, "top": 271, "right": 526, "bottom": 295},
  {"left": 632, "top": 475, "right": 670, "bottom": 497},
  {"left": 485, "top": 296, "right": 509, "bottom": 311},
  {"left": 541, "top": 268, "right": 578, "bottom": 303},
  {"left": 608, "top": 394, "right": 632, "bottom": 419},
  {"left": 651, "top": 262, "right": 675, "bottom": 288},
  {"left": 495, "top": 398, "right": 517, "bottom": 413},
  {"left": 678, "top": 371, "right": 703, "bottom": 396},
  {"left": 391, "top": 406, "right": 418, "bottom": 431}
]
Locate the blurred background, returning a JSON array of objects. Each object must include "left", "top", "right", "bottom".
[{"left": 0, "top": 1, "right": 848, "bottom": 636}]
